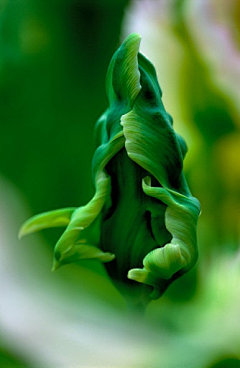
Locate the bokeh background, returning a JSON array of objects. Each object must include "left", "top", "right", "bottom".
[{"left": 1, "top": 0, "right": 240, "bottom": 367}]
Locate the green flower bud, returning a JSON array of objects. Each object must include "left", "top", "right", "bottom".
[{"left": 19, "top": 33, "right": 200, "bottom": 301}]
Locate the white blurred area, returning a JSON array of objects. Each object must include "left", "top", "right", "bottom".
[
  {"left": 121, "top": 0, "right": 202, "bottom": 161},
  {"left": 122, "top": 1, "right": 187, "bottom": 123},
  {"left": 122, "top": 0, "right": 240, "bottom": 111},
  {"left": 184, "top": 0, "right": 240, "bottom": 122},
  {"left": 121, "top": 0, "right": 240, "bottom": 162}
]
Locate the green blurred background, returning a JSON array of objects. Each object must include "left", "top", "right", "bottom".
[
  {"left": 1, "top": 0, "right": 240, "bottom": 367},
  {"left": 0, "top": 0, "right": 130, "bottom": 222}
]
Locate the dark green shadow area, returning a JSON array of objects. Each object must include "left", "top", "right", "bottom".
[
  {"left": 0, "top": 347, "right": 32, "bottom": 368},
  {"left": 0, "top": 0, "right": 129, "bottom": 247},
  {"left": 208, "top": 357, "right": 240, "bottom": 368}
]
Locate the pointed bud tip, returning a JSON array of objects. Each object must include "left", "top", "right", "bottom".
[
  {"left": 51, "top": 259, "right": 61, "bottom": 272},
  {"left": 127, "top": 32, "right": 142, "bottom": 41}
]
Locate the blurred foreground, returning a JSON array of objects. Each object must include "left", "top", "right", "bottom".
[{"left": 1, "top": 175, "right": 240, "bottom": 367}]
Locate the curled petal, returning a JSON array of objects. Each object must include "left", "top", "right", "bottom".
[
  {"left": 94, "top": 33, "right": 142, "bottom": 153},
  {"left": 121, "top": 53, "right": 188, "bottom": 192},
  {"left": 128, "top": 176, "right": 200, "bottom": 298},
  {"left": 106, "top": 32, "right": 141, "bottom": 108},
  {"left": 52, "top": 243, "right": 115, "bottom": 271}
]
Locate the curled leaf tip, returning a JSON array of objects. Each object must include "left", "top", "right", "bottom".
[
  {"left": 19, "top": 208, "right": 76, "bottom": 239},
  {"left": 18, "top": 227, "right": 26, "bottom": 240}
]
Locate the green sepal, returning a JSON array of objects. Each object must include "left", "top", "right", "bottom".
[
  {"left": 52, "top": 171, "right": 115, "bottom": 269},
  {"left": 18, "top": 207, "right": 76, "bottom": 239}
]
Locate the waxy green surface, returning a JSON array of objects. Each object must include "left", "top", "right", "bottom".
[{"left": 19, "top": 34, "right": 200, "bottom": 300}]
